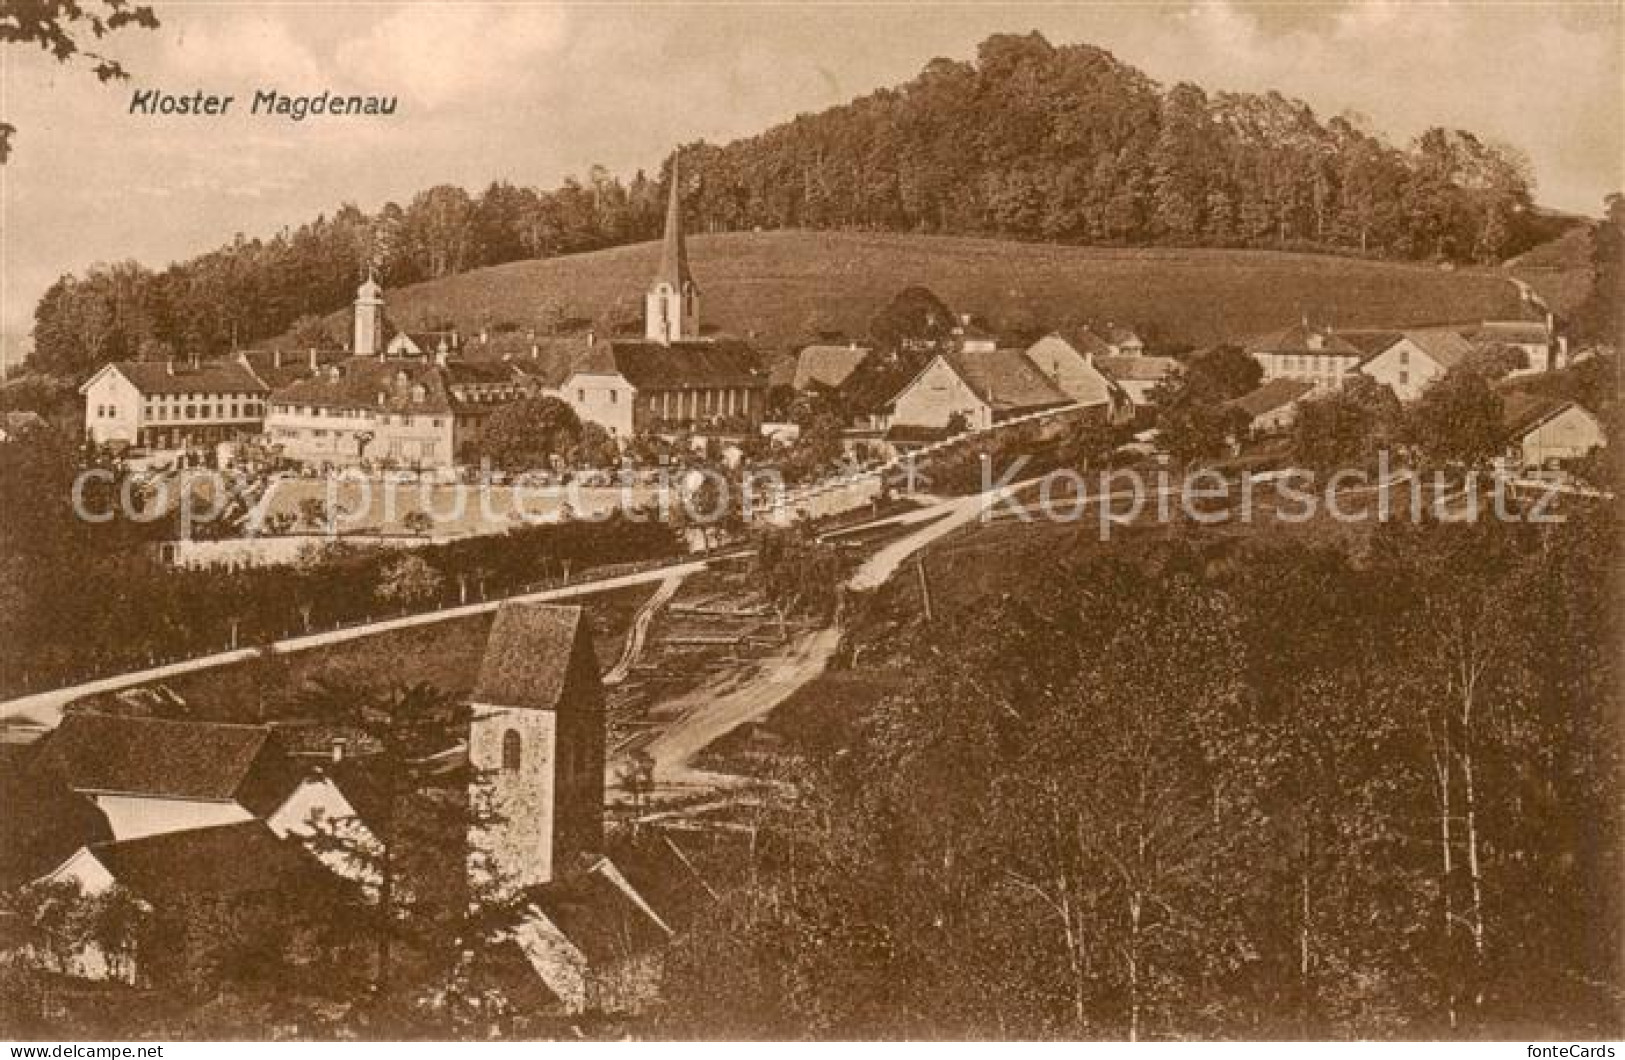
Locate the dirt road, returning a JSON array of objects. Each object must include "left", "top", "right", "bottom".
[{"left": 616, "top": 479, "right": 1040, "bottom": 793}]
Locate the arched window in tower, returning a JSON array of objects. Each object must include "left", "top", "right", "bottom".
[{"left": 501, "top": 729, "right": 522, "bottom": 772}]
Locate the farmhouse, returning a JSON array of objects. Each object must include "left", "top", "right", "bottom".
[
  {"left": 1351, "top": 328, "right": 1475, "bottom": 402},
  {"left": 555, "top": 160, "right": 770, "bottom": 439},
  {"left": 886, "top": 346, "right": 1072, "bottom": 438},
  {"left": 39, "top": 821, "right": 342, "bottom": 984},
  {"left": 79, "top": 354, "right": 270, "bottom": 449},
  {"left": 1500, "top": 394, "right": 1605, "bottom": 469},
  {"left": 1022, "top": 332, "right": 1135, "bottom": 421},
  {"left": 1228, "top": 378, "right": 1318, "bottom": 435},
  {"left": 1246, "top": 322, "right": 1363, "bottom": 392}
]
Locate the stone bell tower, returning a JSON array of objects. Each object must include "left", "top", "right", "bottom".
[
  {"left": 645, "top": 153, "right": 700, "bottom": 345},
  {"left": 353, "top": 270, "right": 384, "bottom": 357},
  {"left": 466, "top": 603, "right": 605, "bottom": 895}
]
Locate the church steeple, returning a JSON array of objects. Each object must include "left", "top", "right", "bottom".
[
  {"left": 646, "top": 153, "right": 699, "bottom": 344},
  {"left": 353, "top": 268, "right": 383, "bottom": 357}
]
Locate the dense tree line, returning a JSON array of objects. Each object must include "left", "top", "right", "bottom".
[
  {"left": 28, "top": 32, "right": 1558, "bottom": 382},
  {"left": 679, "top": 34, "right": 1543, "bottom": 266},
  {"left": 659, "top": 511, "right": 1621, "bottom": 1039},
  {"left": 29, "top": 170, "right": 670, "bottom": 377}
]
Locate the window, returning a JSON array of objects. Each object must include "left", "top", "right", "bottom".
[
  {"left": 1399, "top": 371, "right": 1410, "bottom": 386},
  {"left": 609, "top": 390, "right": 618, "bottom": 405},
  {"left": 577, "top": 389, "right": 586, "bottom": 403},
  {"left": 1399, "top": 348, "right": 1410, "bottom": 366},
  {"left": 501, "top": 729, "right": 522, "bottom": 772}
]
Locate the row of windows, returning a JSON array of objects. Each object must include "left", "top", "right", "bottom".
[
  {"left": 269, "top": 404, "right": 444, "bottom": 429},
  {"left": 144, "top": 401, "right": 262, "bottom": 421}
]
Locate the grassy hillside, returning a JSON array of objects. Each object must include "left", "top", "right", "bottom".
[
  {"left": 1507, "top": 222, "right": 1596, "bottom": 317},
  {"left": 295, "top": 231, "right": 1526, "bottom": 354}
]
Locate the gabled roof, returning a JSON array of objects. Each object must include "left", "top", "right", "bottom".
[
  {"left": 1245, "top": 324, "right": 1364, "bottom": 358},
  {"left": 39, "top": 713, "right": 290, "bottom": 806},
  {"left": 1342, "top": 327, "right": 1475, "bottom": 369},
  {"left": 1228, "top": 378, "right": 1318, "bottom": 419},
  {"left": 87, "top": 357, "right": 270, "bottom": 397},
  {"left": 0, "top": 741, "right": 113, "bottom": 889},
  {"left": 1094, "top": 354, "right": 1178, "bottom": 383},
  {"left": 525, "top": 861, "right": 669, "bottom": 965},
  {"left": 87, "top": 821, "right": 329, "bottom": 901},
  {"left": 569, "top": 339, "right": 768, "bottom": 391},
  {"left": 1500, "top": 393, "right": 1593, "bottom": 440},
  {"left": 937, "top": 347, "right": 1071, "bottom": 412},
  {"left": 1052, "top": 328, "right": 1112, "bottom": 358},
  {"left": 793, "top": 344, "right": 870, "bottom": 391},
  {"left": 471, "top": 603, "right": 601, "bottom": 712},
  {"left": 603, "top": 834, "right": 713, "bottom": 933},
  {"left": 1473, "top": 320, "right": 1551, "bottom": 344},
  {"left": 1104, "top": 325, "right": 1144, "bottom": 347}
]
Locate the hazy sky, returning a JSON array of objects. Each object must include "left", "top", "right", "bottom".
[{"left": 1, "top": 0, "right": 1620, "bottom": 339}]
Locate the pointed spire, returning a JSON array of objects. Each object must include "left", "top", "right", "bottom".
[{"left": 655, "top": 152, "right": 694, "bottom": 291}]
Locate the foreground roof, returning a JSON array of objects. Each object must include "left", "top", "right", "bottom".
[
  {"left": 471, "top": 603, "right": 600, "bottom": 712},
  {"left": 525, "top": 861, "right": 669, "bottom": 964},
  {"left": 89, "top": 821, "right": 329, "bottom": 901},
  {"left": 40, "top": 713, "right": 290, "bottom": 810}
]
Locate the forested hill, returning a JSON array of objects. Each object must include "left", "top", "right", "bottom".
[
  {"left": 27, "top": 31, "right": 1576, "bottom": 378},
  {"left": 679, "top": 33, "right": 1549, "bottom": 263}
]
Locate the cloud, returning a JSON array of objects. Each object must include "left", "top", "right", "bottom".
[{"left": 158, "top": 11, "right": 327, "bottom": 88}]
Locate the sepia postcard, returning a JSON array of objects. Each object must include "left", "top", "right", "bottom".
[{"left": 0, "top": 0, "right": 1621, "bottom": 1048}]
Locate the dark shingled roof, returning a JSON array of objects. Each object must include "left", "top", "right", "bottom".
[
  {"left": 0, "top": 741, "right": 113, "bottom": 888},
  {"left": 939, "top": 347, "right": 1072, "bottom": 412},
  {"left": 526, "top": 862, "right": 669, "bottom": 964},
  {"left": 1094, "top": 354, "right": 1177, "bottom": 383},
  {"left": 39, "top": 714, "right": 290, "bottom": 806},
  {"left": 270, "top": 356, "right": 456, "bottom": 414},
  {"left": 1245, "top": 324, "right": 1364, "bottom": 359},
  {"left": 88, "top": 821, "right": 330, "bottom": 901},
  {"left": 572, "top": 339, "right": 769, "bottom": 391},
  {"left": 1229, "top": 378, "right": 1318, "bottom": 419},
  {"left": 1500, "top": 393, "right": 1585, "bottom": 439},
  {"left": 103, "top": 357, "right": 269, "bottom": 396},
  {"left": 603, "top": 834, "right": 713, "bottom": 932},
  {"left": 471, "top": 603, "right": 600, "bottom": 712}
]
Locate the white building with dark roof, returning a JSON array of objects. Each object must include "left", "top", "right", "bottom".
[{"left": 79, "top": 354, "right": 270, "bottom": 448}]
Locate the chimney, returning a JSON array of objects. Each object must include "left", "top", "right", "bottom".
[
  {"left": 166, "top": 358, "right": 175, "bottom": 376},
  {"left": 480, "top": 328, "right": 489, "bottom": 345},
  {"left": 308, "top": 347, "right": 318, "bottom": 371},
  {"left": 330, "top": 737, "right": 347, "bottom": 764},
  {"left": 586, "top": 330, "right": 596, "bottom": 348},
  {"left": 531, "top": 343, "right": 540, "bottom": 360},
  {"left": 273, "top": 348, "right": 283, "bottom": 370}
]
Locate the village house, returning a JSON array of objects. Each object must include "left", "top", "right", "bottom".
[
  {"left": 79, "top": 354, "right": 270, "bottom": 449},
  {"left": 28, "top": 712, "right": 380, "bottom": 888},
  {"left": 886, "top": 345, "right": 1073, "bottom": 442},
  {"left": 1022, "top": 331, "right": 1136, "bottom": 422},
  {"left": 1246, "top": 321, "right": 1365, "bottom": 392},
  {"left": 1227, "top": 377, "right": 1318, "bottom": 436},
  {"left": 1350, "top": 328, "right": 1476, "bottom": 402},
  {"left": 37, "top": 821, "right": 342, "bottom": 985},
  {"left": 555, "top": 161, "right": 769, "bottom": 440},
  {"left": 1499, "top": 393, "right": 1606, "bottom": 470}
]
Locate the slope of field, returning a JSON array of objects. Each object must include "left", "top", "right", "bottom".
[
  {"left": 297, "top": 231, "right": 1525, "bottom": 353},
  {"left": 1507, "top": 221, "right": 1596, "bottom": 317}
]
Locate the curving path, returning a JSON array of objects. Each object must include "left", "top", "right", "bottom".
[{"left": 602, "top": 572, "right": 686, "bottom": 686}]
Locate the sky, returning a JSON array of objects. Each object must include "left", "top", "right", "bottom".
[{"left": 1, "top": 0, "right": 1621, "bottom": 348}]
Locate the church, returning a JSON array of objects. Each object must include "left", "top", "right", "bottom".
[
  {"left": 556, "top": 156, "right": 771, "bottom": 440},
  {"left": 466, "top": 601, "right": 705, "bottom": 1015}
]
